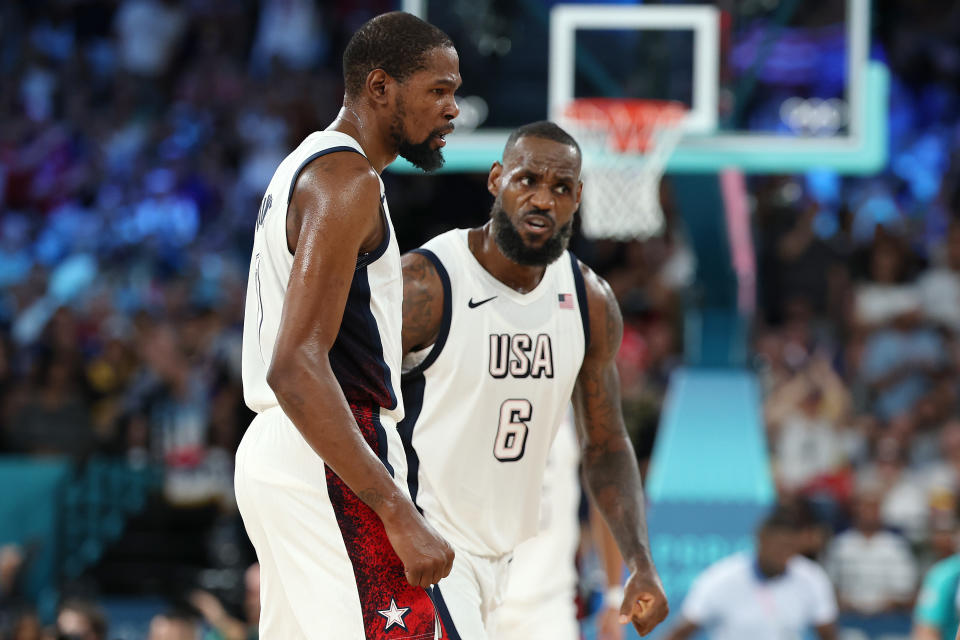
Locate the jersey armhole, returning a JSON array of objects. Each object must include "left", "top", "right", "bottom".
[
  {"left": 402, "top": 248, "right": 452, "bottom": 377},
  {"left": 569, "top": 251, "right": 591, "bottom": 350},
  {"left": 285, "top": 145, "right": 367, "bottom": 257},
  {"left": 356, "top": 198, "right": 390, "bottom": 270}
]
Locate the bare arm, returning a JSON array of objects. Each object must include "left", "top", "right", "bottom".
[
  {"left": 911, "top": 624, "right": 942, "bottom": 640},
  {"left": 189, "top": 591, "right": 247, "bottom": 640},
  {"left": 572, "top": 263, "right": 668, "bottom": 636},
  {"left": 401, "top": 251, "right": 445, "bottom": 354},
  {"left": 266, "top": 153, "right": 452, "bottom": 586},
  {"left": 662, "top": 619, "right": 700, "bottom": 640},
  {"left": 815, "top": 622, "right": 838, "bottom": 640},
  {"left": 591, "top": 502, "right": 626, "bottom": 640}
]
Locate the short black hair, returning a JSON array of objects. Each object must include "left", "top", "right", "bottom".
[
  {"left": 758, "top": 504, "right": 806, "bottom": 534},
  {"left": 342, "top": 12, "right": 454, "bottom": 98},
  {"left": 503, "top": 121, "right": 581, "bottom": 160}
]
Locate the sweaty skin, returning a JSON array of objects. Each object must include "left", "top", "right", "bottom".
[
  {"left": 266, "top": 46, "right": 460, "bottom": 588},
  {"left": 401, "top": 135, "right": 669, "bottom": 634}
]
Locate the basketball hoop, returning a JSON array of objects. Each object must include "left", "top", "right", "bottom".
[{"left": 560, "top": 98, "right": 686, "bottom": 241}]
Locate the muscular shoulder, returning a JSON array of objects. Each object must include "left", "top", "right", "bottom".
[
  {"left": 401, "top": 251, "right": 446, "bottom": 353},
  {"left": 288, "top": 151, "right": 381, "bottom": 252},
  {"left": 402, "top": 251, "right": 443, "bottom": 296},
  {"left": 576, "top": 259, "right": 623, "bottom": 362},
  {"left": 294, "top": 151, "right": 380, "bottom": 213}
]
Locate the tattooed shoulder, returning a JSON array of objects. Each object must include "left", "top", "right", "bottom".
[{"left": 401, "top": 252, "right": 444, "bottom": 353}]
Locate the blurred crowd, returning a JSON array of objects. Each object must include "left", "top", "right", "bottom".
[{"left": 1, "top": 0, "right": 960, "bottom": 638}]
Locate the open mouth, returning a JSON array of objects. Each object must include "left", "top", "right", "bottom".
[
  {"left": 523, "top": 214, "right": 553, "bottom": 233},
  {"left": 433, "top": 128, "right": 454, "bottom": 147}
]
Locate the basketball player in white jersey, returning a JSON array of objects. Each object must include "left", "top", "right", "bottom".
[
  {"left": 496, "top": 411, "right": 628, "bottom": 640},
  {"left": 235, "top": 13, "right": 460, "bottom": 639},
  {"left": 399, "top": 122, "right": 668, "bottom": 638}
]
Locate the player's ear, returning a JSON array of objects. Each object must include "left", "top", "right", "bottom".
[
  {"left": 366, "top": 69, "right": 391, "bottom": 107},
  {"left": 487, "top": 162, "right": 502, "bottom": 196},
  {"left": 575, "top": 180, "right": 583, "bottom": 205}
]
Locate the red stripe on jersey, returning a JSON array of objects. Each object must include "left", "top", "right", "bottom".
[{"left": 325, "top": 405, "right": 439, "bottom": 639}]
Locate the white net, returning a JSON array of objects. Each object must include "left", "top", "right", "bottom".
[{"left": 560, "top": 99, "right": 686, "bottom": 241}]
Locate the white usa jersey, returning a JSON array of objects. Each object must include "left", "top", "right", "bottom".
[
  {"left": 399, "top": 229, "right": 589, "bottom": 557},
  {"left": 241, "top": 130, "right": 405, "bottom": 442}
]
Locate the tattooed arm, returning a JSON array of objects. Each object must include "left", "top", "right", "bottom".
[
  {"left": 401, "top": 251, "right": 445, "bottom": 354},
  {"left": 572, "top": 262, "right": 668, "bottom": 636}
]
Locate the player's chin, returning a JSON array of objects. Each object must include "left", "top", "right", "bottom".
[{"left": 519, "top": 234, "right": 551, "bottom": 250}]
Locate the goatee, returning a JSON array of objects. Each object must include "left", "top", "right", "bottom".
[{"left": 390, "top": 101, "right": 446, "bottom": 172}]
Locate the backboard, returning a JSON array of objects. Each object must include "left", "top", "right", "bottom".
[{"left": 395, "top": 0, "right": 888, "bottom": 174}]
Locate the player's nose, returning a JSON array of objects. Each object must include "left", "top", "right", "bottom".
[
  {"left": 444, "top": 96, "right": 459, "bottom": 121},
  {"left": 529, "top": 183, "right": 555, "bottom": 210}
]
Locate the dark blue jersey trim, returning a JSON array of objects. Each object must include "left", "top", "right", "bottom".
[
  {"left": 570, "top": 251, "right": 591, "bottom": 350},
  {"left": 327, "top": 263, "right": 397, "bottom": 477},
  {"left": 396, "top": 249, "right": 451, "bottom": 512},
  {"left": 396, "top": 372, "right": 426, "bottom": 512},
  {"left": 356, "top": 262, "right": 395, "bottom": 476},
  {"left": 431, "top": 585, "right": 462, "bottom": 640},
  {"left": 356, "top": 205, "right": 391, "bottom": 270},
  {"left": 402, "top": 248, "right": 452, "bottom": 376},
  {"left": 285, "top": 145, "right": 364, "bottom": 256},
  {"left": 354, "top": 264, "right": 400, "bottom": 414}
]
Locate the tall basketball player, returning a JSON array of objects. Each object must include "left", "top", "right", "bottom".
[
  {"left": 236, "top": 12, "right": 460, "bottom": 640},
  {"left": 399, "top": 121, "right": 669, "bottom": 638}
]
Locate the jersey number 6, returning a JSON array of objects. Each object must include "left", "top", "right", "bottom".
[{"left": 493, "top": 399, "right": 532, "bottom": 462}]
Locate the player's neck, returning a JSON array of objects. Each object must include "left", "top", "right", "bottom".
[
  {"left": 469, "top": 225, "right": 546, "bottom": 294},
  {"left": 328, "top": 105, "right": 397, "bottom": 174}
]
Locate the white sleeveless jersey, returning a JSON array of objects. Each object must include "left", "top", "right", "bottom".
[
  {"left": 501, "top": 410, "right": 581, "bottom": 605},
  {"left": 241, "top": 130, "right": 405, "bottom": 435},
  {"left": 399, "top": 229, "right": 589, "bottom": 557}
]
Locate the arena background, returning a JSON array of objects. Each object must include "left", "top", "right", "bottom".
[{"left": 1, "top": 1, "right": 959, "bottom": 638}]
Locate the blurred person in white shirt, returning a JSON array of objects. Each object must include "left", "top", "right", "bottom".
[{"left": 664, "top": 505, "right": 838, "bottom": 640}]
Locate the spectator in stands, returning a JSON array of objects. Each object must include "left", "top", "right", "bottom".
[
  {"left": 54, "top": 598, "right": 107, "bottom": 640},
  {"left": 920, "top": 508, "right": 960, "bottom": 574},
  {"left": 5, "top": 350, "right": 96, "bottom": 460},
  {"left": 146, "top": 609, "right": 200, "bottom": 640},
  {"left": 858, "top": 436, "right": 930, "bottom": 542},
  {"left": 854, "top": 238, "right": 947, "bottom": 421},
  {"left": 918, "top": 221, "right": 960, "bottom": 334},
  {"left": 925, "top": 421, "right": 960, "bottom": 504},
  {"left": 663, "top": 505, "right": 838, "bottom": 640},
  {"left": 113, "top": 0, "right": 188, "bottom": 80},
  {"left": 189, "top": 562, "right": 259, "bottom": 640},
  {"left": 9, "top": 610, "right": 43, "bottom": 640},
  {"left": 766, "top": 353, "right": 851, "bottom": 493},
  {"left": 0, "top": 545, "right": 26, "bottom": 635},
  {"left": 825, "top": 489, "right": 918, "bottom": 614}
]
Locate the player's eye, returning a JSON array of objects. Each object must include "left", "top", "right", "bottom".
[
  {"left": 519, "top": 176, "right": 533, "bottom": 186},
  {"left": 555, "top": 184, "right": 569, "bottom": 194}
]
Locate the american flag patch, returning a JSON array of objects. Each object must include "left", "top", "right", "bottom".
[{"left": 558, "top": 293, "right": 574, "bottom": 309}]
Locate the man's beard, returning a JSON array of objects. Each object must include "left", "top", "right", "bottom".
[
  {"left": 491, "top": 203, "right": 573, "bottom": 267},
  {"left": 390, "top": 101, "right": 447, "bottom": 173}
]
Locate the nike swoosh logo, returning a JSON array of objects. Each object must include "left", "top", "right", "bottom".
[{"left": 468, "top": 296, "right": 497, "bottom": 308}]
